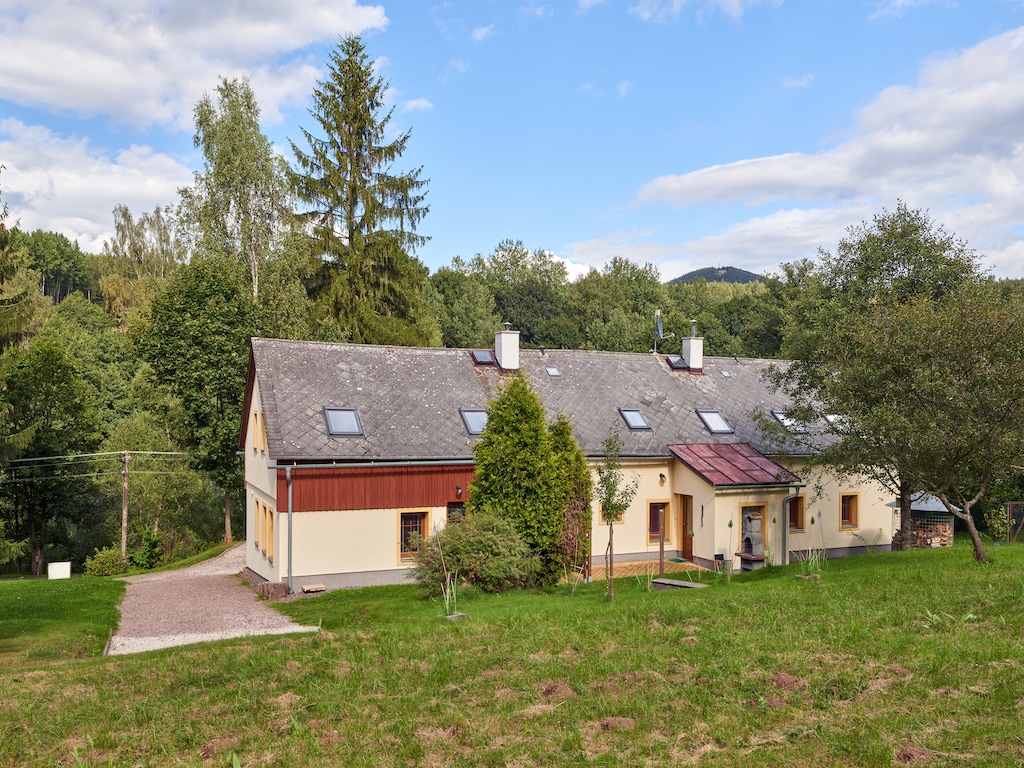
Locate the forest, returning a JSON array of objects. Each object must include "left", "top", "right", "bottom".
[{"left": 1, "top": 36, "right": 1022, "bottom": 574}]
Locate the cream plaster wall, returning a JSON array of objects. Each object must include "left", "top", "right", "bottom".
[
  {"left": 783, "top": 460, "right": 894, "bottom": 557},
  {"left": 590, "top": 460, "right": 676, "bottom": 559},
  {"left": 275, "top": 506, "right": 449, "bottom": 579},
  {"left": 244, "top": 379, "right": 282, "bottom": 582}
]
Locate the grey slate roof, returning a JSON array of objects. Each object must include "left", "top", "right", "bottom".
[{"left": 248, "top": 337, "right": 808, "bottom": 464}]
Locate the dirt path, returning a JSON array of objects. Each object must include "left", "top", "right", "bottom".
[{"left": 106, "top": 545, "right": 317, "bottom": 656}]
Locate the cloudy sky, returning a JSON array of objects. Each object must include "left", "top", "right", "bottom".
[{"left": 3, "top": 0, "right": 1024, "bottom": 281}]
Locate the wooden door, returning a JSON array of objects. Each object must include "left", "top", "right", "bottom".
[{"left": 679, "top": 494, "right": 693, "bottom": 560}]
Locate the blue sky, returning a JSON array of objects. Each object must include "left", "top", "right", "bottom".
[{"left": 3, "top": 0, "right": 1024, "bottom": 281}]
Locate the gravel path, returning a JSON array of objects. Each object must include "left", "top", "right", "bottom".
[{"left": 106, "top": 545, "right": 318, "bottom": 655}]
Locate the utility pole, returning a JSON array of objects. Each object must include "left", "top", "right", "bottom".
[{"left": 121, "top": 451, "right": 130, "bottom": 557}]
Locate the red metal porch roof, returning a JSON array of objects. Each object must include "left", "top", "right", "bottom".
[{"left": 668, "top": 443, "right": 799, "bottom": 487}]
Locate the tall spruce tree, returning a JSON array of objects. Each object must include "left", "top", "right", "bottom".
[{"left": 290, "top": 36, "right": 437, "bottom": 346}]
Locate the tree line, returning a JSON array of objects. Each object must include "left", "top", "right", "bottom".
[{"left": 1, "top": 35, "right": 1022, "bottom": 574}]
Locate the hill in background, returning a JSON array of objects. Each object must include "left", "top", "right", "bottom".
[{"left": 670, "top": 266, "right": 763, "bottom": 284}]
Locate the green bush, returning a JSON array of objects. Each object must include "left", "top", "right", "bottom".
[
  {"left": 984, "top": 505, "right": 1010, "bottom": 542},
  {"left": 130, "top": 530, "right": 163, "bottom": 570},
  {"left": 412, "top": 513, "right": 539, "bottom": 598},
  {"left": 84, "top": 547, "right": 129, "bottom": 577}
]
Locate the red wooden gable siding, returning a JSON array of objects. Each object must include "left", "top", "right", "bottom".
[{"left": 276, "top": 464, "right": 476, "bottom": 512}]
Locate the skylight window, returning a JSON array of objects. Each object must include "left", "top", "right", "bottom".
[
  {"left": 771, "top": 410, "right": 807, "bottom": 433},
  {"left": 324, "top": 407, "right": 363, "bottom": 437},
  {"left": 619, "top": 408, "right": 652, "bottom": 431},
  {"left": 666, "top": 355, "right": 687, "bottom": 370},
  {"left": 720, "top": 370, "right": 733, "bottom": 379},
  {"left": 460, "top": 408, "right": 488, "bottom": 435},
  {"left": 696, "top": 409, "right": 734, "bottom": 434},
  {"left": 471, "top": 349, "right": 495, "bottom": 365},
  {"left": 545, "top": 365, "right": 561, "bottom": 377},
  {"left": 824, "top": 413, "right": 848, "bottom": 429}
]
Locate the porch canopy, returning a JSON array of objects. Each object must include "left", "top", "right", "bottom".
[{"left": 668, "top": 443, "right": 799, "bottom": 487}]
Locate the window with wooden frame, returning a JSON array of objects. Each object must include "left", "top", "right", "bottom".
[
  {"left": 258, "top": 410, "right": 266, "bottom": 453},
  {"left": 252, "top": 411, "right": 259, "bottom": 452},
  {"left": 399, "top": 511, "right": 428, "bottom": 561},
  {"left": 447, "top": 503, "right": 466, "bottom": 524},
  {"left": 267, "top": 505, "right": 275, "bottom": 563},
  {"left": 788, "top": 495, "right": 805, "bottom": 531},
  {"left": 648, "top": 501, "right": 670, "bottom": 543},
  {"left": 598, "top": 502, "right": 625, "bottom": 525},
  {"left": 840, "top": 494, "right": 859, "bottom": 529},
  {"left": 253, "top": 497, "right": 260, "bottom": 548},
  {"left": 260, "top": 503, "right": 268, "bottom": 555}
]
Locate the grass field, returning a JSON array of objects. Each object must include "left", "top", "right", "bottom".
[{"left": 1, "top": 542, "right": 1022, "bottom": 767}]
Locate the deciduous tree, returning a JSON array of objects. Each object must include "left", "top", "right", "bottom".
[
  {"left": 595, "top": 425, "right": 638, "bottom": 602},
  {"left": 773, "top": 204, "right": 982, "bottom": 548},
  {"left": 178, "top": 77, "right": 292, "bottom": 300},
  {"left": 137, "top": 258, "right": 257, "bottom": 542}
]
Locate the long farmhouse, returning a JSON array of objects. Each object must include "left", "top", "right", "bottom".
[{"left": 239, "top": 329, "right": 893, "bottom": 591}]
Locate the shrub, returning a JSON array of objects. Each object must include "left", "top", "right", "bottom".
[
  {"left": 84, "top": 547, "right": 129, "bottom": 577},
  {"left": 129, "top": 530, "right": 163, "bottom": 570},
  {"left": 984, "top": 505, "right": 1010, "bottom": 542},
  {"left": 412, "top": 513, "right": 539, "bottom": 598}
]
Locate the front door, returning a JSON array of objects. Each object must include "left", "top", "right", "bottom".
[{"left": 678, "top": 494, "right": 693, "bottom": 560}]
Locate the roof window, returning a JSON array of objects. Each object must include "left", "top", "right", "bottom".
[
  {"left": 720, "top": 370, "right": 733, "bottom": 379},
  {"left": 324, "top": 407, "right": 363, "bottom": 437},
  {"left": 666, "top": 355, "right": 687, "bottom": 370},
  {"left": 696, "top": 409, "right": 734, "bottom": 435},
  {"left": 545, "top": 365, "right": 561, "bottom": 378},
  {"left": 619, "top": 408, "right": 652, "bottom": 431},
  {"left": 471, "top": 349, "right": 495, "bottom": 365},
  {"left": 460, "top": 408, "right": 488, "bottom": 435},
  {"left": 771, "top": 409, "right": 807, "bottom": 433}
]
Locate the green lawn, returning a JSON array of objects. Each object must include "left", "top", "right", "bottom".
[{"left": 1, "top": 543, "right": 1022, "bottom": 767}]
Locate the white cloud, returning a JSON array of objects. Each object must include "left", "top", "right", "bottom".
[
  {"left": 402, "top": 98, "right": 434, "bottom": 112},
  {"left": 630, "top": 0, "right": 776, "bottom": 22},
  {"left": 633, "top": 26, "right": 1024, "bottom": 277},
  {"left": 472, "top": 24, "right": 495, "bottom": 41},
  {"left": 870, "top": 0, "right": 945, "bottom": 21},
  {"left": 617, "top": 80, "right": 634, "bottom": 96},
  {"left": 0, "top": 118, "right": 192, "bottom": 253},
  {"left": 0, "top": 0, "right": 388, "bottom": 131},
  {"left": 783, "top": 73, "right": 814, "bottom": 88},
  {"left": 578, "top": 0, "right": 606, "bottom": 9}
]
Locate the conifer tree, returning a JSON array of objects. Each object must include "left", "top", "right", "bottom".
[
  {"left": 290, "top": 36, "right": 437, "bottom": 346},
  {"left": 549, "top": 414, "right": 592, "bottom": 577},
  {"left": 468, "top": 375, "right": 564, "bottom": 584}
]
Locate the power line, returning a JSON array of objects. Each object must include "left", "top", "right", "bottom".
[
  {"left": 8, "top": 450, "right": 187, "bottom": 465},
  {"left": 0, "top": 469, "right": 199, "bottom": 484}
]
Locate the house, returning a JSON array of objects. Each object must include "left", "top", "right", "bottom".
[{"left": 239, "top": 329, "right": 893, "bottom": 591}]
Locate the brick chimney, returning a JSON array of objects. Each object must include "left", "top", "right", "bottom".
[
  {"left": 495, "top": 324, "right": 519, "bottom": 370},
  {"left": 680, "top": 320, "right": 703, "bottom": 373}
]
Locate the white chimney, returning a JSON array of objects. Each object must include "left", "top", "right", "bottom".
[
  {"left": 495, "top": 325, "right": 519, "bottom": 370},
  {"left": 680, "top": 320, "right": 703, "bottom": 373}
]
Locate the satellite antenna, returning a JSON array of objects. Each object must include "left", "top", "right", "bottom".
[{"left": 652, "top": 309, "right": 675, "bottom": 354}]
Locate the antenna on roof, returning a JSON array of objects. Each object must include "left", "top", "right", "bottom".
[{"left": 652, "top": 309, "right": 674, "bottom": 354}]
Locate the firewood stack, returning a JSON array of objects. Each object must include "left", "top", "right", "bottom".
[{"left": 909, "top": 520, "right": 954, "bottom": 548}]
